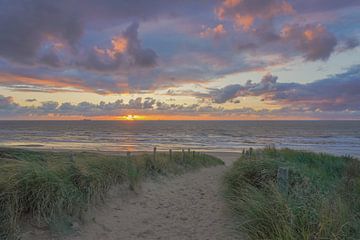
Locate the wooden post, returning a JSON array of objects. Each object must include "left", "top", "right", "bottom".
[
  {"left": 277, "top": 167, "right": 289, "bottom": 194},
  {"left": 153, "top": 147, "right": 157, "bottom": 162},
  {"left": 127, "top": 151, "right": 131, "bottom": 158},
  {"left": 182, "top": 149, "right": 185, "bottom": 162},
  {"left": 192, "top": 151, "right": 195, "bottom": 159},
  {"left": 169, "top": 149, "right": 172, "bottom": 161},
  {"left": 70, "top": 152, "right": 75, "bottom": 162}
]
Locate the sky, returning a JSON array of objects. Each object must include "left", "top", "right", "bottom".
[{"left": 0, "top": 0, "right": 359, "bottom": 120}]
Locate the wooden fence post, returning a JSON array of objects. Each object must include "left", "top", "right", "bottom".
[
  {"left": 182, "top": 149, "right": 185, "bottom": 162},
  {"left": 70, "top": 152, "right": 75, "bottom": 162},
  {"left": 153, "top": 147, "right": 157, "bottom": 162},
  {"left": 277, "top": 167, "right": 289, "bottom": 194},
  {"left": 127, "top": 151, "right": 131, "bottom": 158},
  {"left": 169, "top": 149, "right": 172, "bottom": 161}
]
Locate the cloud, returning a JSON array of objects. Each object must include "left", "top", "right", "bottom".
[
  {"left": 280, "top": 24, "right": 337, "bottom": 61},
  {"left": 124, "top": 22, "right": 158, "bottom": 67},
  {"left": 289, "top": 0, "right": 360, "bottom": 13},
  {"left": 269, "top": 65, "right": 360, "bottom": 111},
  {"left": 215, "top": 0, "right": 294, "bottom": 31},
  {"left": 0, "top": 0, "right": 358, "bottom": 98},
  {"left": 209, "top": 84, "right": 243, "bottom": 103},
  {"left": 0, "top": 96, "right": 221, "bottom": 117},
  {"left": 0, "top": 95, "right": 31, "bottom": 116},
  {"left": 213, "top": 1, "right": 340, "bottom": 62},
  {"left": 206, "top": 65, "right": 360, "bottom": 111},
  {"left": 0, "top": 0, "right": 82, "bottom": 64},
  {"left": 234, "top": 22, "right": 339, "bottom": 61},
  {"left": 200, "top": 24, "right": 226, "bottom": 38},
  {"left": 0, "top": 95, "right": 15, "bottom": 109},
  {"left": 208, "top": 73, "right": 278, "bottom": 103},
  {"left": 79, "top": 22, "right": 158, "bottom": 72},
  {"left": 338, "top": 37, "right": 359, "bottom": 52},
  {"left": 38, "top": 50, "right": 62, "bottom": 68}
]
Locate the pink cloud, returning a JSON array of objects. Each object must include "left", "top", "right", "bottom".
[
  {"left": 200, "top": 24, "right": 226, "bottom": 38},
  {"left": 280, "top": 24, "right": 337, "bottom": 60},
  {"left": 215, "top": 0, "right": 294, "bottom": 31}
]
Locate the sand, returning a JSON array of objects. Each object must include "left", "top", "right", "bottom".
[{"left": 22, "top": 152, "right": 241, "bottom": 240}]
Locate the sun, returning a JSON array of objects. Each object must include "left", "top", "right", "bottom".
[{"left": 121, "top": 114, "right": 144, "bottom": 121}]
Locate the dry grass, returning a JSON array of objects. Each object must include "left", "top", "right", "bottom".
[
  {"left": 224, "top": 147, "right": 360, "bottom": 240},
  {"left": 0, "top": 148, "right": 223, "bottom": 239}
]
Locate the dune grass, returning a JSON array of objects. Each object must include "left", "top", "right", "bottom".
[
  {"left": 0, "top": 148, "right": 223, "bottom": 239},
  {"left": 224, "top": 147, "right": 360, "bottom": 240}
]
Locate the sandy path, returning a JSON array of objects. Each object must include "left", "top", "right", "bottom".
[{"left": 24, "top": 153, "right": 241, "bottom": 240}]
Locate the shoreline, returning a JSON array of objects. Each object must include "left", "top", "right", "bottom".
[
  {"left": 1, "top": 144, "right": 359, "bottom": 160},
  {"left": 0, "top": 146, "right": 241, "bottom": 166}
]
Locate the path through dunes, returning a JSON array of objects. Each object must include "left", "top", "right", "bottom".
[{"left": 23, "top": 153, "right": 240, "bottom": 240}]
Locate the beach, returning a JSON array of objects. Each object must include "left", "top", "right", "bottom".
[
  {"left": 2, "top": 148, "right": 360, "bottom": 239},
  {"left": 19, "top": 152, "right": 240, "bottom": 240}
]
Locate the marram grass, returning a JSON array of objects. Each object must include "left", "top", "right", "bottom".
[
  {"left": 0, "top": 148, "right": 223, "bottom": 239},
  {"left": 224, "top": 147, "right": 360, "bottom": 240}
]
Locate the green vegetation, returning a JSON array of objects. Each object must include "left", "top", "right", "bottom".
[
  {"left": 0, "top": 148, "right": 223, "bottom": 239},
  {"left": 224, "top": 147, "right": 360, "bottom": 240}
]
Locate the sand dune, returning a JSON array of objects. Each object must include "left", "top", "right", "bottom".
[{"left": 22, "top": 153, "right": 240, "bottom": 240}]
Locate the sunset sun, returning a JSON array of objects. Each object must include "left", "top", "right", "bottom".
[{"left": 121, "top": 114, "right": 144, "bottom": 121}]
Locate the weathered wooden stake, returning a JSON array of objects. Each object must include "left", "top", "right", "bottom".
[
  {"left": 169, "top": 149, "right": 172, "bottom": 161},
  {"left": 126, "top": 151, "right": 131, "bottom": 158},
  {"left": 277, "top": 167, "right": 289, "bottom": 194},
  {"left": 70, "top": 152, "right": 75, "bottom": 162},
  {"left": 192, "top": 151, "right": 195, "bottom": 158},
  {"left": 153, "top": 147, "right": 157, "bottom": 162},
  {"left": 249, "top": 147, "right": 253, "bottom": 156},
  {"left": 182, "top": 149, "right": 185, "bottom": 162}
]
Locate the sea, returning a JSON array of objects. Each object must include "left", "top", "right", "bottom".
[{"left": 0, "top": 120, "right": 359, "bottom": 157}]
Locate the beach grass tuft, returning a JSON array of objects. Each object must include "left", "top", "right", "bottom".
[
  {"left": 0, "top": 148, "right": 223, "bottom": 239},
  {"left": 224, "top": 147, "right": 360, "bottom": 240}
]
